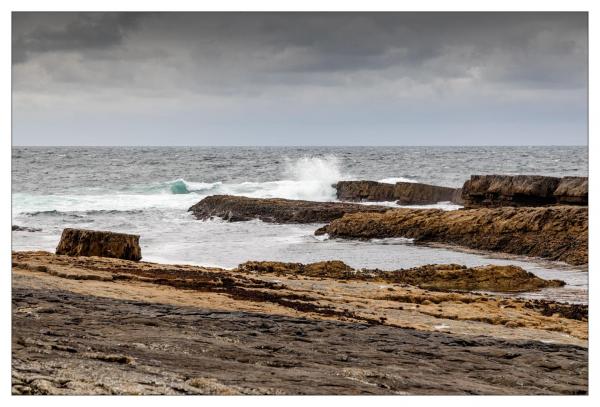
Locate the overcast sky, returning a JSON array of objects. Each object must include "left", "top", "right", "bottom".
[{"left": 12, "top": 12, "right": 588, "bottom": 146}]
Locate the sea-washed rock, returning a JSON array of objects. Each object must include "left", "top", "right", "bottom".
[
  {"left": 335, "top": 180, "right": 463, "bottom": 204},
  {"left": 554, "top": 176, "right": 588, "bottom": 205},
  {"left": 188, "top": 195, "right": 390, "bottom": 223},
  {"left": 461, "top": 175, "right": 588, "bottom": 208},
  {"left": 12, "top": 225, "right": 42, "bottom": 232},
  {"left": 55, "top": 228, "right": 142, "bottom": 261},
  {"left": 316, "top": 205, "right": 588, "bottom": 265}
]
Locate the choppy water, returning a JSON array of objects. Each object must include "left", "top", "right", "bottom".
[{"left": 12, "top": 146, "right": 588, "bottom": 303}]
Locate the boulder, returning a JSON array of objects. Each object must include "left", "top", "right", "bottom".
[
  {"left": 335, "top": 180, "right": 463, "bottom": 204},
  {"left": 554, "top": 177, "right": 588, "bottom": 205},
  {"left": 55, "top": 228, "right": 142, "bottom": 261},
  {"left": 188, "top": 195, "right": 391, "bottom": 223},
  {"left": 316, "top": 205, "right": 588, "bottom": 265}
]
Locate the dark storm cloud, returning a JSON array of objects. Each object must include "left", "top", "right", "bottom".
[
  {"left": 11, "top": 12, "right": 588, "bottom": 146},
  {"left": 12, "top": 12, "right": 142, "bottom": 63}
]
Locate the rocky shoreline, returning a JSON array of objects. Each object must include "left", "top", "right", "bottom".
[{"left": 12, "top": 251, "right": 588, "bottom": 394}]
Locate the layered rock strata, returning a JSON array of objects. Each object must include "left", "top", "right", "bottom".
[
  {"left": 316, "top": 206, "right": 588, "bottom": 265},
  {"left": 335, "top": 180, "right": 463, "bottom": 205}
]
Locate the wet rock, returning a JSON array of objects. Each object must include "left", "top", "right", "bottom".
[
  {"left": 461, "top": 175, "right": 588, "bottom": 208},
  {"left": 238, "top": 261, "right": 564, "bottom": 292},
  {"left": 316, "top": 206, "right": 587, "bottom": 265},
  {"left": 188, "top": 195, "right": 390, "bottom": 223},
  {"left": 335, "top": 180, "right": 462, "bottom": 204},
  {"left": 55, "top": 228, "right": 142, "bottom": 261},
  {"left": 12, "top": 225, "right": 42, "bottom": 232},
  {"left": 554, "top": 177, "right": 588, "bottom": 205}
]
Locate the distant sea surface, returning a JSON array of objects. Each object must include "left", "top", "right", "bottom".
[{"left": 12, "top": 146, "right": 589, "bottom": 303}]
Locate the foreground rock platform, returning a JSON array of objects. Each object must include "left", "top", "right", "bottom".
[
  {"left": 12, "top": 251, "right": 587, "bottom": 395},
  {"left": 316, "top": 206, "right": 588, "bottom": 265},
  {"left": 335, "top": 180, "right": 463, "bottom": 205},
  {"left": 461, "top": 175, "right": 588, "bottom": 208},
  {"left": 188, "top": 195, "right": 390, "bottom": 223}
]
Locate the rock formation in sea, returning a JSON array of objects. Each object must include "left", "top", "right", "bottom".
[
  {"left": 316, "top": 205, "right": 588, "bottom": 265},
  {"left": 55, "top": 228, "right": 142, "bottom": 261},
  {"left": 554, "top": 176, "right": 588, "bottom": 205},
  {"left": 335, "top": 180, "right": 463, "bottom": 204},
  {"left": 461, "top": 175, "right": 588, "bottom": 208},
  {"left": 188, "top": 195, "right": 391, "bottom": 223}
]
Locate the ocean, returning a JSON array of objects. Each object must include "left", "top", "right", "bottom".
[{"left": 12, "top": 146, "right": 589, "bottom": 303}]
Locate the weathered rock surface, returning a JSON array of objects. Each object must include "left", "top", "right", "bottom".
[
  {"left": 316, "top": 206, "right": 588, "bottom": 265},
  {"left": 238, "top": 261, "right": 564, "bottom": 293},
  {"left": 335, "top": 180, "right": 463, "bottom": 204},
  {"left": 554, "top": 177, "right": 588, "bottom": 205},
  {"left": 11, "top": 251, "right": 589, "bottom": 394},
  {"left": 188, "top": 195, "right": 390, "bottom": 223},
  {"left": 55, "top": 228, "right": 141, "bottom": 261},
  {"left": 461, "top": 175, "right": 588, "bottom": 208}
]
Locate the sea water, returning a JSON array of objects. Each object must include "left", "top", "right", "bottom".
[{"left": 12, "top": 146, "right": 588, "bottom": 303}]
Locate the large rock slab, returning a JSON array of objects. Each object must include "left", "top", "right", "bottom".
[
  {"left": 461, "top": 175, "right": 588, "bottom": 208},
  {"left": 335, "top": 180, "right": 462, "bottom": 204},
  {"left": 55, "top": 228, "right": 141, "bottom": 261},
  {"left": 188, "top": 195, "right": 390, "bottom": 223},
  {"left": 316, "top": 206, "right": 588, "bottom": 265},
  {"left": 554, "top": 176, "right": 588, "bottom": 205}
]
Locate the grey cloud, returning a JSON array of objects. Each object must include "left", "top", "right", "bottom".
[{"left": 12, "top": 12, "right": 142, "bottom": 63}]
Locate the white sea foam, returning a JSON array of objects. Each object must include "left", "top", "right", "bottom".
[{"left": 378, "top": 177, "right": 417, "bottom": 184}]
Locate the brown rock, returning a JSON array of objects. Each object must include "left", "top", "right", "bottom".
[
  {"left": 460, "top": 175, "right": 588, "bottom": 208},
  {"left": 554, "top": 177, "right": 588, "bottom": 205},
  {"left": 55, "top": 228, "right": 141, "bottom": 261},
  {"left": 316, "top": 206, "right": 588, "bottom": 265},
  {"left": 336, "top": 180, "right": 463, "bottom": 205},
  {"left": 394, "top": 182, "right": 462, "bottom": 205},
  {"left": 237, "top": 261, "right": 564, "bottom": 292},
  {"left": 188, "top": 195, "right": 390, "bottom": 223}
]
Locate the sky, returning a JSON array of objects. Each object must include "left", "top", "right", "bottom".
[{"left": 12, "top": 12, "right": 588, "bottom": 146}]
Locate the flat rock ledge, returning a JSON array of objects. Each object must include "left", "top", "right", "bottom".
[
  {"left": 316, "top": 205, "right": 588, "bottom": 265},
  {"left": 461, "top": 175, "right": 588, "bottom": 208},
  {"left": 188, "top": 195, "right": 391, "bottom": 223},
  {"left": 55, "top": 228, "right": 142, "bottom": 261},
  {"left": 335, "top": 180, "right": 463, "bottom": 205},
  {"left": 237, "top": 261, "right": 564, "bottom": 293}
]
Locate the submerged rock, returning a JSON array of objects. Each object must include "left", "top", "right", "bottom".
[
  {"left": 188, "top": 195, "right": 390, "bottom": 223},
  {"left": 12, "top": 225, "right": 42, "bottom": 232},
  {"left": 55, "top": 228, "right": 142, "bottom": 261},
  {"left": 316, "top": 206, "right": 588, "bottom": 265},
  {"left": 461, "top": 175, "right": 588, "bottom": 208},
  {"left": 335, "top": 180, "right": 463, "bottom": 204},
  {"left": 237, "top": 261, "right": 564, "bottom": 292}
]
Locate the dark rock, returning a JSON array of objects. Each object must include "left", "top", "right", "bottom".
[
  {"left": 461, "top": 175, "right": 588, "bottom": 208},
  {"left": 335, "top": 180, "right": 462, "bottom": 204},
  {"left": 188, "top": 195, "right": 390, "bottom": 224},
  {"left": 12, "top": 225, "right": 42, "bottom": 232},
  {"left": 554, "top": 177, "right": 588, "bottom": 205},
  {"left": 55, "top": 228, "right": 141, "bottom": 261}
]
